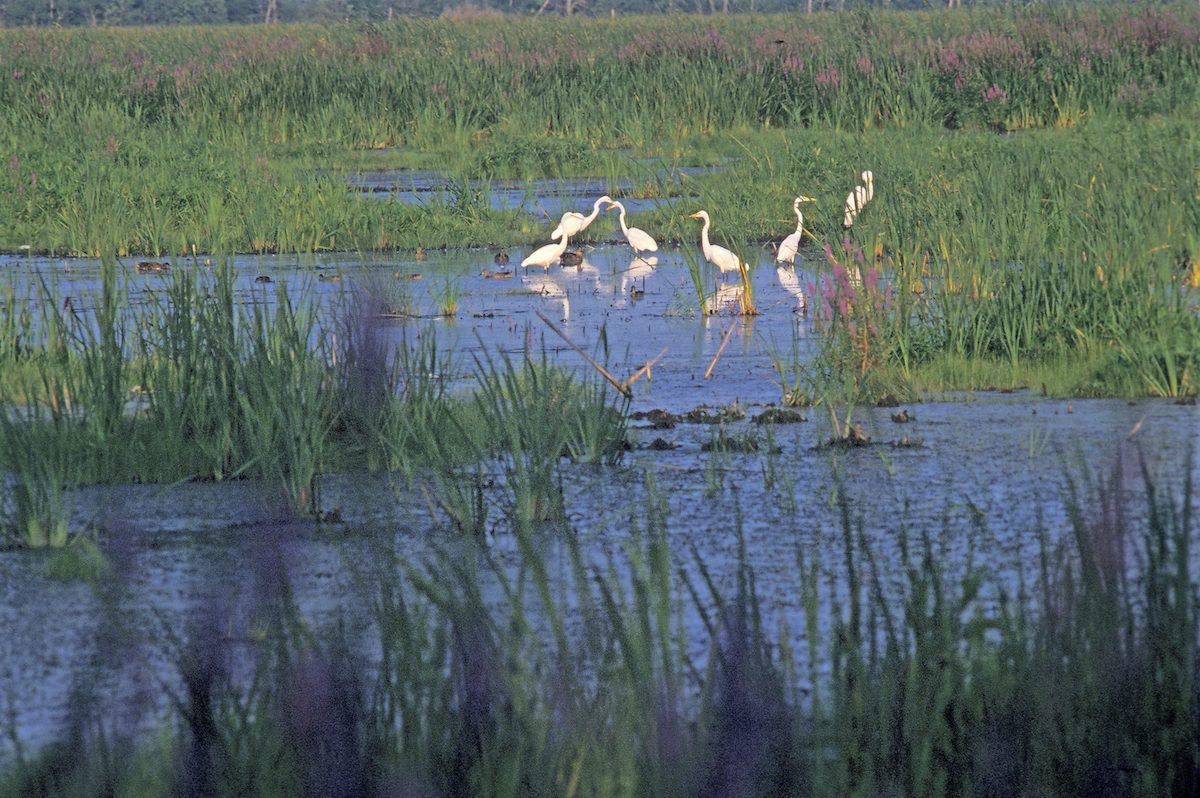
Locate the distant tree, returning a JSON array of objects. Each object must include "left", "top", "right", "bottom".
[
  {"left": 0, "top": 0, "right": 50, "bottom": 25},
  {"left": 152, "top": 0, "right": 229, "bottom": 23},
  {"left": 307, "top": 0, "right": 350, "bottom": 19}
]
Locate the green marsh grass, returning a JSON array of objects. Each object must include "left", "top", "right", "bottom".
[
  {"left": 2, "top": 11, "right": 1197, "bottom": 397},
  {"left": 236, "top": 285, "right": 337, "bottom": 517},
  {"left": 433, "top": 276, "right": 461, "bottom": 318},
  {"left": 4, "top": 7, "right": 1200, "bottom": 256},
  {"left": 5, "top": 447, "right": 1196, "bottom": 795},
  {"left": 0, "top": 257, "right": 639, "bottom": 528},
  {"left": 0, "top": 404, "right": 72, "bottom": 549}
]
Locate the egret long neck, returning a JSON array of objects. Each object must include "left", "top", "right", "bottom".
[
  {"left": 793, "top": 205, "right": 804, "bottom": 233},
  {"left": 699, "top": 217, "right": 712, "bottom": 259},
  {"left": 584, "top": 199, "right": 604, "bottom": 225},
  {"left": 618, "top": 205, "right": 630, "bottom": 235}
]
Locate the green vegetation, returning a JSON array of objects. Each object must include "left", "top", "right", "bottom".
[
  {"left": 2, "top": 6, "right": 1199, "bottom": 255},
  {"left": 3, "top": 453, "right": 1196, "bottom": 796},
  {"left": 0, "top": 263, "right": 630, "bottom": 544},
  {"left": 0, "top": 8, "right": 1198, "bottom": 789},
  {"left": 2, "top": 7, "right": 1196, "bottom": 398}
]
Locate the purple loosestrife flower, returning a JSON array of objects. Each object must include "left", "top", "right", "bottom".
[
  {"left": 982, "top": 84, "right": 1008, "bottom": 105},
  {"left": 815, "top": 65, "right": 841, "bottom": 93}
]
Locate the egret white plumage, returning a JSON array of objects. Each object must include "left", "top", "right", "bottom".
[
  {"left": 521, "top": 230, "right": 571, "bottom": 270},
  {"left": 690, "top": 210, "right": 742, "bottom": 277},
  {"left": 775, "top": 195, "right": 816, "bottom": 264},
  {"left": 606, "top": 200, "right": 658, "bottom": 256},
  {"left": 552, "top": 195, "right": 614, "bottom": 239},
  {"left": 842, "top": 170, "right": 875, "bottom": 229}
]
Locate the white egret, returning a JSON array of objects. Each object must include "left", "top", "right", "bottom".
[
  {"left": 842, "top": 170, "right": 875, "bottom": 229},
  {"left": 552, "top": 195, "right": 614, "bottom": 239},
  {"left": 690, "top": 210, "right": 743, "bottom": 277},
  {"left": 521, "top": 230, "right": 571, "bottom": 270},
  {"left": 605, "top": 200, "right": 659, "bottom": 256},
  {"left": 775, "top": 195, "right": 816, "bottom": 264}
]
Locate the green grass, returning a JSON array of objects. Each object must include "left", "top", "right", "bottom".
[
  {"left": 2, "top": 8, "right": 1197, "bottom": 399},
  {"left": 0, "top": 262, "right": 631, "bottom": 543},
  {"left": 2, "top": 448, "right": 1196, "bottom": 796},
  {"left": 2, "top": 6, "right": 1200, "bottom": 255}
]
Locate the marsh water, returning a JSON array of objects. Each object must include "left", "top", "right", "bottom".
[
  {"left": 346, "top": 162, "right": 714, "bottom": 221},
  {"left": 1, "top": 243, "right": 1198, "bottom": 757}
]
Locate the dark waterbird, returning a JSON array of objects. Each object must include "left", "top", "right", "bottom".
[
  {"left": 494, "top": 249, "right": 510, "bottom": 265},
  {"left": 135, "top": 260, "right": 170, "bottom": 273}
]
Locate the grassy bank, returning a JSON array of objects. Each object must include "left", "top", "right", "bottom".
[{"left": 2, "top": 6, "right": 1199, "bottom": 255}]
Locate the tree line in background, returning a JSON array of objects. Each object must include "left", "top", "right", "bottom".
[{"left": 0, "top": 0, "right": 1056, "bottom": 26}]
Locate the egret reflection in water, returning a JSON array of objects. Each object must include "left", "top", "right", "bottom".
[
  {"left": 775, "top": 265, "right": 808, "bottom": 313},
  {"left": 521, "top": 256, "right": 602, "bottom": 321}
]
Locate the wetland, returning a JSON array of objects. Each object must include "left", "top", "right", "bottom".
[{"left": 2, "top": 6, "right": 1200, "bottom": 796}]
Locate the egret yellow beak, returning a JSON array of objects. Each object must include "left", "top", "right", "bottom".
[
  {"left": 689, "top": 212, "right": 702, "bottom": 219},
  {"left": 798, "top": 196, "right": 816, "bottom": 203}
]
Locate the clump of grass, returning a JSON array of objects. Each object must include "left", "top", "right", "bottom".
[
  {"left": 434, "top": 276, "right": 461, "bottom": 317},
  {"left": 0, "top": 412, "right": 72, "bottom": 549},
  {"left": 236, "top": 286, "right": 337, "bottom": 517}
]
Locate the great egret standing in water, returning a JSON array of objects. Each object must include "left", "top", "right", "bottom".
[
  {"left": 775, "top": 196, "right": 816, "bottom": 264},
  {"left": 552, "top": 195, "right": 614, "bottom": 239},
  {"left": 843, "top": 170, "right": 875, "bottom": 229},
  {"left": 690, "top": 210, "right": 742, "bottom": 277},
  {"left": 606, "top": 200, "right": 658, "bottom": 256},
  {"left": 521, "top": 229, "right": 571, "bottom": 270}
]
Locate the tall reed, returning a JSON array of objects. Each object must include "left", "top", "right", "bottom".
[{"left": 5, "top": 446, "right": 1195, "bottom": 794}]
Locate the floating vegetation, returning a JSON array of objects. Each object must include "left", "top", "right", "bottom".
[{"left": 752, "top": 408, "right": 807, "bottom": 425}]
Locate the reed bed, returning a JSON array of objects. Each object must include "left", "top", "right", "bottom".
[
  {"left": 1, "top": 446, "right": 1195, "bottom": 797},
  {"left": 0, "top": 265, "right": 630, "bottom": 545}
]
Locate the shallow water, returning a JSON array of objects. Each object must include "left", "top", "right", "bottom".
[
  {"left": 1, "top": 244, "right": 1197, "bottom": 758},
  {"left": 343, "top": 163, "right": 715, "bottom": 222}
]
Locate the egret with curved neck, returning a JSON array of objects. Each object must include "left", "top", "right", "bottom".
[
  {"left": 690, "top": 210, "right": 742, "bottom": 276},
  {"left": 843, "top": 170, "right": 875, "bottom": 229},
  {"left": 606, "top": 200, "right": 658, "bottom": 256},
  {"left": 553, "top": 195, "right": 614, "bottom": 240},
  {"left": 775, "top": 195, "right": 816, "bottom": 264}
]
